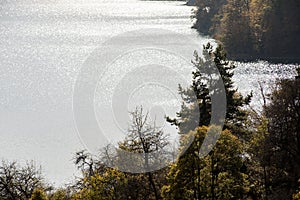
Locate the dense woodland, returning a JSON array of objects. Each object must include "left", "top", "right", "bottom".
[
  {"left": 1, "top": 44, "right": 299, "bottom": 199},
  {"left": 193, "top": 0, "right": 300, "bottom": 62}
]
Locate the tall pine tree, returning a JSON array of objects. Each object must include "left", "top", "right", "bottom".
[{"left": 167, "top": 43, "right": 252, "bottom": 137}]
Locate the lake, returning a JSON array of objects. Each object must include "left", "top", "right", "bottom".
[{"left": 0, "top": 0, "right": 297, "bottom": 186}]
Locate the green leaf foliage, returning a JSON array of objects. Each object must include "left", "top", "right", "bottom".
[{"left": 162, "top": 126, "right": 250, "bottom": 200}]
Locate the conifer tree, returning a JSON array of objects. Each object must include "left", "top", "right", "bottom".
[
  {"left": 163, "top": 44, "right": 252, "bottom": 199},
  {"left": 167, "top": 43, "right": 252, "bottom": 137}
]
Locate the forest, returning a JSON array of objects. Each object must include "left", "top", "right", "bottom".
[
  {"left": 1, "top": 43, "right": 299, "bottom": 200},
  {"left": 193, "top": 0, "right": 300, "bottom": 63}
]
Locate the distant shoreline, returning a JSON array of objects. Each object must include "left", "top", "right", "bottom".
[{"left": 228, "top": 55, "right": 300, "bottom": 65}]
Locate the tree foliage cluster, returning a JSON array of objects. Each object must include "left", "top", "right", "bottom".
[
  {"left": 193, "top": 0, "right": 300, "bottom": 62},
  {"left": 1, "top": 44, "right": 299, "bottom": 200}
]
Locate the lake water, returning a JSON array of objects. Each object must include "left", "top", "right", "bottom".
[{"left": 0, "top": 0, "right": 297, "bottom": 186}]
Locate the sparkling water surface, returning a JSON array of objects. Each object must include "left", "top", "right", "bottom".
[{"left": 0, "top": 0, "right": 297, "bottom": 186}]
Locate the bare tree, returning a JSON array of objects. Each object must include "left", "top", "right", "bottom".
[
  {"left": 99, "top": 144, "right": 116, "bottom": 167},
  {"left": 118, "top": 106, "right": 170, "bottom": 200},
  {"left": 0, "top": 160, "right": 47, "bottom": 200}
]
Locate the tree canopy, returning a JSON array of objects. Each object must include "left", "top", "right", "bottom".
[{"left": 193, "top": 0, "right": 300, "bottom": 62}]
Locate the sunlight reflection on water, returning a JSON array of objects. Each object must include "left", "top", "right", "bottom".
[{"left": 0, "top": 0, "right": 297, "bottom": 186}]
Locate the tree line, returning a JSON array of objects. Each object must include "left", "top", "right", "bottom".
[
  {"left": 1, "top": 44, "right": 299, "bottom": 199},
  {"left": 193, "top": 0, "right": 300, "bottom": 63}
]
